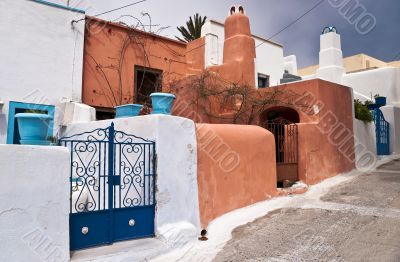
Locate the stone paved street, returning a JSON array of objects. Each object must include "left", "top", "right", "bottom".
[{"left": 214, "top": 160, "right": 400, "bottom": 262}]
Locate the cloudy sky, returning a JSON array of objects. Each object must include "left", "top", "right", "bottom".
[{"left": 63, "top": 0, "right": 400, "bottom": 68}]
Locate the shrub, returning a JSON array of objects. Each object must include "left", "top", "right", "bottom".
[{"left": 354, "top": 99, "right": 373, "bottom": 122}]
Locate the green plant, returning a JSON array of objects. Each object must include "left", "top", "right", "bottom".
[
  {"left": 176, "top": 13, "right": 207, "bottom": 42},
  {"left": 354, "top": 99, "right": 373, "bottom": 122},
  {"left": 364, "top": 100, "right": 373, "bottom": 106}
]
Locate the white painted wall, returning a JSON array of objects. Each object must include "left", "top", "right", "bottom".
[
  {"left": 254, "top": 36, "right": 285, "bottom": 87},
  {"left": 353, "top": 119, "right": 376, "bottom": 170},
  {"left": 201, "top": 20, "right": 285, "bottom": 87},
  {"left": 343, "top": 67, "right": 400, "bottom": 106},
  {"left": 0, "top": 145, "right": 70, "bottom": 261},
  {"left": 63, "top": 115, "right": 201, "bottom": 241},
  {"left": 381, "top": 106, "right": 400, "bottom": 154},
  {"left": 0, "top": 0, "right": 92, "bottom": 144}
]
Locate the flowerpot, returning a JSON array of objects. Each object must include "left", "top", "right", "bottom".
[
  {"left": 150, "top": 93, "right": 176, "bottom": 115},
  {"left": 375, "top": 97, "right": 386, "bottom": 107},
  {"left": 367, "top": 104, "right": 379, "bottom": 110},
  {"left": 15, "top": 113, "right": 52, "bottom": 145},
  {"left": 115, "top": 104, "right": 143, "bottom": 118}
]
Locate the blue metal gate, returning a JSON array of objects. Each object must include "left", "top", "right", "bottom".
[
  {"left": 373, "top": 109, "right": 390, "bottom": 155},
  {"left": 59, "top": 123, "right": 156, "bottom": 250}
]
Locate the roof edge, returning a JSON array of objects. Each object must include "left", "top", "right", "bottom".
[
  {"left": 86, "top": 16, "right": 188, "bottom": 46},
  {"left": 30, "top": 0, "right": 85, "bottom": 14}
]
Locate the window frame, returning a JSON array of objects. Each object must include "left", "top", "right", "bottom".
[
  {"left": 7, "top": 101, "right": 55, "bottom": 144},
  {"left": 257, "top": 73, "right": 270, "bottom": 88}
]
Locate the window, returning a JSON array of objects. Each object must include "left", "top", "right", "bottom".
[
  {"left": 258, "top": 73, "right": 270, "bottom": 88},
  {"left": 134, "top": 66, "right": 162, "bottom": 105},
  {"left": 7, "top": 102, "right": 55, "bottom": 144}
]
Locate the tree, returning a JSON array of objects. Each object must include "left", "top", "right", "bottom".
[{"left": 176, "top": 13, "right": 207, "bottom": 43}]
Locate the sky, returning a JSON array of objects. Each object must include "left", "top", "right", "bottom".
[{"left": 62, "top": 0, "right": 400, "bottom": 68}]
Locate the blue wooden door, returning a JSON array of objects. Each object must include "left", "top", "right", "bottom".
[{"left": 60, "top": 123, "right": 156, "bottom": 250}]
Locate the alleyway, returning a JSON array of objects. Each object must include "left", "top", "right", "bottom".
[{"left": 214, "top": 160, "right": 400, "bottom": 262}]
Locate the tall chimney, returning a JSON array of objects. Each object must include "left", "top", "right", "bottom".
[{"left": 316, "top": 26, "right": 345, "bottom": 84}]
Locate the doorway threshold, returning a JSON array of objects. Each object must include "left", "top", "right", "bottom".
[{"left": 71, "top": 237, "right": 169, "bottom": 262}]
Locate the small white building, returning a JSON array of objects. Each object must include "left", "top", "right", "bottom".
[{"left": 0, "top": 0, "right": 94, "bottom": 145}]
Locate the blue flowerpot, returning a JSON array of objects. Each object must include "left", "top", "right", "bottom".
[
  {"left": 15, "top": 113, "right": 52, "bottom": 145},
  {"left": 375, "top": 97, "right": 386, "bottom": 107},
  {"left": 115, "top": 104, "right": 143, "bottom": 118},
  {"left": 150, "top": 93, "right": 176, "bottom": 115}
]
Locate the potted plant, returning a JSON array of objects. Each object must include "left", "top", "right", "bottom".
[
  {"left": 374, "top": 94, "right": 386, "bottom": 107},
  {"left": 150, "top": 92, "right": 176, "bottom": 115},
  {"left": 15, "top": 109, "right": 52, "bottom": 145},
  {"left": 115, "top": 103, "right": 143, "bottom": 118},
  {"left": 364, "top": 100, "right": 378, "bottom": 110}
]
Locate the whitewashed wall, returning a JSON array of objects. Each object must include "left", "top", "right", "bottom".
[
  {"left": 0, "top": 0, "right": 90, "bottom": 144},
  {"left": 63, "top": 115, "right": 201, "bottom": 243},
  {"left": 353, "top": 119, "right": 377, "bottom": 170},
  {"left": 343, "top": 67, "right": 400, "bottom": 106},
  {"left": 0, "top": 145, "right": 70, "bottom": 261},
  {"left": 254, "top": 36, "right": 285, "bottom": 87},
  {"left": 201, "top": 20, "right": 285, "bottom": 87}
]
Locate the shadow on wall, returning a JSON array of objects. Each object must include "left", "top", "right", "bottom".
[{"left": 0, "top": 114, "right": 6, "bottom": 138}]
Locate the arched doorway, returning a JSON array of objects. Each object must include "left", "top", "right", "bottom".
[{"left": 260, "top": 107, "right": 299, "bottom": 187}]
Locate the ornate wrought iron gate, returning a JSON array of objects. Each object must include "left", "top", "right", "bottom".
[
  {"left": 373, "top": 109, "right": 390, "bottom": 155},
  {"left": 60, "top": 123, "right": 156, "bottom": 250},
  {"left": 264, "top": 118, "right": 298, "bottom": 183}
]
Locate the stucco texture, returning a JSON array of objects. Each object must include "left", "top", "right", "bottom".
[
  {"left": 0, "top": 145, "right": 70, "bottom": 261},
  {"left": 259, "top": 79, "right": 356, "bottom": 185},
  {"left": 0, "top": 0, "right": 85, "bottom": 143},
  {"left": 82, "top": 17, "right": 205, "bottom": 109},
  {"left": 196, "top": 124, "right": 277, "bottom": 228},
  {"left": 63, "top": 115, "right": 201, "bottom": 239}
]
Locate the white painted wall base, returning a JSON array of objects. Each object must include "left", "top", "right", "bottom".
[
  {"left": 353, "top": 119, "right": 376, "bottom": 170},
  {"left": 0, "top": 145, "right": 70, "bottom": 262},
  {"left": 63, "top": 115, "right": 201, "bottom": 239}
]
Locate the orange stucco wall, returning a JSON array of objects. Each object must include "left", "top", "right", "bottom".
[
  {"left": 208, "top": 11, "right": 256, "bottom": 87},
  {"left": 196, "top": 124, "right": 277, "bottom": 228},
  {"left": 258, "top": 79, "right": 355, "bottom": 185},
  {"left": 82, "top": 17, "right": 204, "bottom": 109}
]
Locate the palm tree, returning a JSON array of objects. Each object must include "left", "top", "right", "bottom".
[{"left": 176, "top": 13, "right": 207, "bottom": 42}]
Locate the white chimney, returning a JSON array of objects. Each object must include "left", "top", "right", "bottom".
[{"left": 316, "top": 27, "right": 345, "bottom": 84}]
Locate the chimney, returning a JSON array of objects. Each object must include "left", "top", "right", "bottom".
[{"left": 316, "top": 26, "right": 345, "bottom": 84}]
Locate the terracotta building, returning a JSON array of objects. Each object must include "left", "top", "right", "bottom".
[{"left": 82, "top": 5, "right": 356, "bottom": 227}]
